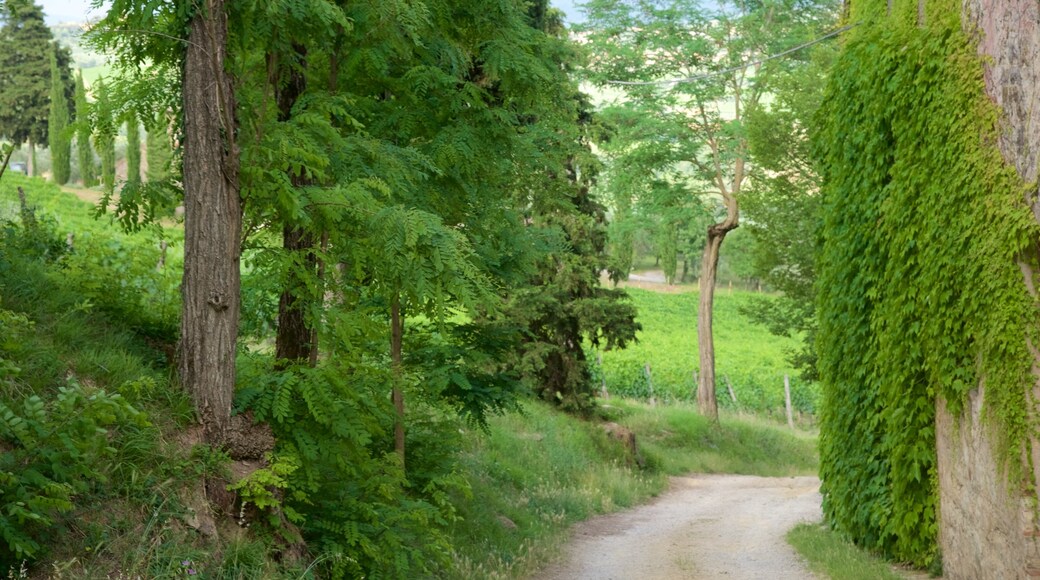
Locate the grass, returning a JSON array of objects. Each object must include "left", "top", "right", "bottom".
[
  {"left": 610, "top": 399, "right": 818, "bottom": 476},
  {"left": 599, "top": 287, "right": 819, "bottom": 417},
  {"left": 447, "top": 398, "right": 818, "bottom": 578},
  {"left": 788, "top": 523, "right": 908, "bottom": 580}
]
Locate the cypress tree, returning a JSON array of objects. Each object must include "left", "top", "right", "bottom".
[
  {"left": 48, "top": 45, "right": 71, "bottom": 184},
  {"left": 0, "top": 0, "right": 49, "bottom": 148},
  {"left": 125, "top": 115, "right": 141, "bottom": 184},
  {"left": 92, "top": 78, "right": 115, "bottom": 192},
  {"left": 144, "top": 115, "right": 172, "bottom": 182},
  {"left": 0, "top": 0, "right": 74, "bottom": 163},
  {"left": 74, "top": 71, "right": 95, "bottom": 186}
]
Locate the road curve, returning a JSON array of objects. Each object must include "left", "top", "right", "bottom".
[{"left": 532, "top": 474, "right": 821, "bottom": 580}]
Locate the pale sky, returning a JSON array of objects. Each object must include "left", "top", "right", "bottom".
[
  {"left": 39, "top": 0, "right": 584, "bottom": 25},
  {"left": 39, "top": 0, "right": 100, "bottom": 23}
]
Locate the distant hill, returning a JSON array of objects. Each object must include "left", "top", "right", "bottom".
[{"left": 51, "top": 21, "right": 104, "bottom": 69}]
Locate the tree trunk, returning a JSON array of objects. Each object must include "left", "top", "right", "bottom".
[
  {"left": 696, "top": 221, "right": 737, "bottom": 423},
  {"left": 273, "top": 45, "right": 317, "bottom": 366},
  {"left": 275, "top": 225, "right": 316, "bottom": 363},
  {"left": 180, "top": 0, "right": 241, "bottom": 447},
  {"left": 27, "top": 139, "right": 34, "bottom": 177},
  {"left": 391, "top": 296, "right": 405, "bottom": 469}
]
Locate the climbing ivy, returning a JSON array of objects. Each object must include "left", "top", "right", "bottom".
[{"left": 815, "top": 0, "right": 1039, "bottom": 567}]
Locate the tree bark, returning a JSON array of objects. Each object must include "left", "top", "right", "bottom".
[
  {"left": 696, "top": 219, "right": 738, "bottom": 423},
  {"left": 273, "top": 45, "right": 317, "bottom": 366},
  {"left": 391, "top": 296, "right": 405, "bottom": 469},
  {"left": 180, "top": 0, "right": 241, "bottom": 447},
  {"left": 275, "top": 225, "right": 316, "bottom": 363}
]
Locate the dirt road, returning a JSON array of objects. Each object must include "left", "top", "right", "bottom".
[{"left": 533, "top": 474, "right": 821, "bottom": 580}]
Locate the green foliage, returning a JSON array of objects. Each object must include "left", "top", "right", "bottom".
[
  {"left": 814, "top": 2, "right": 1037, "bottom": 566},
  {"left": 0, "top": 298, "right": 147, "bottom": 565},
  {"left": 741, "top": 33, "right": 838, "bottom": 382},
  {"left": 58, "top": 229, "right": 180, "bottom": 336},
  {"left": 91, "top": 78, "right": 116, "bottom": 193},
  {"left": 74, "top": 70, "right": 95, "bottom": 187},
  {"left": 47, "top": 45, "right": 72, "bottom": 185},
  {"left": 235, "top": 357, "right": 460, "bottom": 578}
]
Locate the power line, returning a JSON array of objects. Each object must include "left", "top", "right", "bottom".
[{"left": 605, "top": 22, "right": 859, "bottom": 86}]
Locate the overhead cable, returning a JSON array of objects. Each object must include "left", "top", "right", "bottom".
[{"left": 605, "top": 22, "right": 860, "bottom": 86}]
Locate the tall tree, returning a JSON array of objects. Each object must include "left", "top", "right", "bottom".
[
  {"left": 125, "top": 114, "right": 141, "bottom": 184},
  {"left": 48, "top": 44, "right": 71, "bottom": 185},
  {"left": 0, "top": 0, "right": 73, "bottom": 175},
  {"left": 503, "top": 3, "right": 641, "bottom": 413},
  {"left": 179, "top": 0, "right": 241, "bottom": 445},
  {"left": 74, "top": 70, "right": 95, "bottom": 186},
  {"left": 92, "top": 78, "right": 115, "bottom": 193},
  {"left": 144, "top": 113, "right": 173, "bottom": 183},
  {"left": 581, "top": 0, "right": 831, "bottom": 422}
]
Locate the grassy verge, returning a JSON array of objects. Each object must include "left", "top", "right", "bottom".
[
  {"left": 610, "top": 400, "right": 818, "bottom": 476},
  {"left": 788, "top": 523, "right": 909, "bottom": 580},
  {"left": 448, "top": 399, "right": 819, "bottom": 578}
]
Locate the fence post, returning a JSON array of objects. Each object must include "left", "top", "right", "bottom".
[
  {"left": 598, "top": 352, "right": 608, "bottom": 399},
  {"left": 784, "top": 374, "right": 794, "bottom": 429},
  {"left": 157, "top": 239, "right": 168, "bottom": 271},
  {"left": 725, "top": 375, "right": 737, "bottom": 405},
  {"left": 644, "top": 363, "right": 655, "bottom": 407}
]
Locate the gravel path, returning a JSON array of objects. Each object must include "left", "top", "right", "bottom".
[{"left": 532, "top": 474, "right": 822, "bottom": 580}]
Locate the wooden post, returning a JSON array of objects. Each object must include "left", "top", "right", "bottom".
[
  {"left": 157, "top": 239, "right": 168, "bottom": 270},
  {"left": 644, "top": 363, "right": 655, "bottom": 406},
  {"left": 598, "top": 352, "right": 609, "bottom": 398},
  {"left": 784, "top": 374, "right": 794, "bottom": 429},
  {"left": 725, "top": 375, "right": 737, "bottom": 405}
]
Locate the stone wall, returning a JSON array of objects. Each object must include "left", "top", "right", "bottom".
[
  {"left": 935, "top": 2, "right": 1040, "bottom": 578},
  {"left": 936, "top": 392, "right": 1039, "bottom": 578}
]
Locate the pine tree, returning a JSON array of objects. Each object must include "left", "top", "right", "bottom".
[
  {"left": 48, "top": 45, "right": 71, "bottom": 184},
  {"left": 74, "top": 71, "right": 95, "bottom": 186}
]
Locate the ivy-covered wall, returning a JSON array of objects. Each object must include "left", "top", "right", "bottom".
[{"left": 815, "top": 0, "right": 1040, "bottom": 569}]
